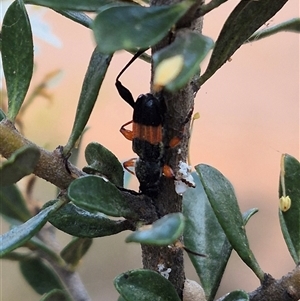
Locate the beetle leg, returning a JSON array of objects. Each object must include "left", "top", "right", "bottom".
[
  {"left": 123, "top": 158, "right": 136, "bottom": 175},
  {"left": 163, "top": 164, "right": 194, "bottom": 187},
  {"left": 162, "top": 164, "right": 175, "bottom": 178},
  {"left": 168, "top": 107, "right": 194, "bottom": 148},
  {"left": 120, "top": 120, "right": 134, "bottom": 141},
  {"left": 169, "top": 136, "right": 181, "bottom": 148}
]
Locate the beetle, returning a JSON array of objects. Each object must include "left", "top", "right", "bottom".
[
  {"left": 116, "top": 50, "right": 170, "bottom": 198},
  {"left": 116, "top": 50, "right": 193, "bottom": 198}
]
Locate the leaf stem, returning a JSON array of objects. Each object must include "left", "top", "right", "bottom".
[{"left": 245, "top": 18, "right": 300, "bottom": 43}]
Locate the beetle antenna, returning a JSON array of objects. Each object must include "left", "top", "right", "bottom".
[
  {"left": 116, "top": 49, "right": 148, "bottom": 81},
  {"left": 116, "top": 48, "right": 148, "bottom": 108}
]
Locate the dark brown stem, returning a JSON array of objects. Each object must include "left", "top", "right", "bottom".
[
  {"left": 216, "top": 267, "right": 300, "bottom": 301},
  {"left": 140, "top": 0, "right": 205, "bottom": 299},
  {"left": 0, "top": 119, "right": 83, "bottom": 190},
  {"left": 248, "top": 267, "right": 300, "bottom": 301}
]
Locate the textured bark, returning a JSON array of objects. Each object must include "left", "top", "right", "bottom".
[
  {"left": 248, "top": 268, "right": 300, "bottom": 301},
  {"left": 0, "top": 119, "right": 82, "bottom": 190},
  {"left": 140, "top": 0, "right": 204, "bottom": 298}
]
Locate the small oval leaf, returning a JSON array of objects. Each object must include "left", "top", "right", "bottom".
[
  {"left": 2, "top": 0, "right": 34, "bottom": 121},
  {"left": 196, "top": 164, "right": 264, "bottom": 281},
  {"left": 64, "top": 48, "right": 112, "bottom": 155},
  {"left": 68, "top": 175, "right": 138, "bottom": 219},
  {"left": 183, "top": 172, "right": 259, "bottom": 301},
  {"left": 222, "top": 290, "right": 249, "bottom": 301},
  {"left": 0, "top": 145, "right": 40, "bottom": 186},
  {"left": 47, "top": 201, "right": 131, "bottom": 237},
  {"left": 83, "top": 142, "right": 124, "bottom": 187},
  {"left": 200, "top": 0, "right": 289, "bottom": 85},
  {"left": 183, "top": 173, "right": 231, "bottom": 301},
  {"left": 279, "top": 154, "right": 300, "bottom": 264},
  {"left": 114, "top": 269, "right": 181, "bottom": 301},
  {"left": 126, "top": 213, "right": 185, "bottom": 246},
  {"left": 153, "top": 31, "right": 214, "bottom": 92},
  {"left": 20, "top": 257, "right": 64, "bottom": 295},
  {"left": 60, "top": 237, "right": 93, "bottom": 267},
  {"left": 93, "top": 2, "right": 192, "bottom": 53},
  {"left": 40, "top": 289, "right": 70, "bottom": 301},
  {"left": 0, "top": 109, "right": 6, "bottom": 121},
  {"left": 0, "top": 201, "right": 62, "bottom": 257},
  {"left": 0, "top": 184, "right": 32, "bottom": 223},
  {"left": 25, "top": 0, "right": 114, "bottom": 11}
]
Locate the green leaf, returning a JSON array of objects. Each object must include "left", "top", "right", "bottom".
[
  {"left": 93, "top": 2, "right": 192, "bottom": 53},
  {"left": 0, "top": 184, "right": 31, "bottom": 223},
  {"left": 114, "top": 269, "right": 181, "bottom": 301},
  {"left": 183, "top": 173, "right": 258, "bottom": 301},
  {"left": 279, "top": 154, "right": 300, "bottom": 264},
  {"left": 279, "top": 212, "right": 297, "bottom": 263},
  {"left": 25, "top": 0, "right": 115, "bottom": 11},
  {"left": 0, "top": 109, "right": 6, "bottom": 121},
  {"left": 243, "top": 208, "right": 259, "bottom": 225},
  {"left": 63, "top": 48, "right": 112, "bottom": 155},
  {"left": 200, "top": 0, "right": 289, "bottom": 85},
  {"left": 222, "top": 290, "right": 249, "bottom": 301},
  {"left": 55, "top": 10, "right": 92, "bottom": 28},
  {"left": 1, "top": 250, "right": 31, "bottom": 261},
  {"left": 1, "top": 0, "right": 34, "bottom": 121},
  {"left": 60, "top": 237, "right": 93, "bottom": 267},
  {"left": 246, "top": 18, "right": 300, "bottom": 43},
  {"left": 196, "top": 164, "right": 264, "bottom": 281},
  {"left": 153, "top": 31, "right": 214, "bottom": 92},
  {"left": 126, "top": 213, "right": 184, "bottom": 246},
  {"left": 0, "top": 145, "right": 40, "bottom": 186},
  {"left": 20, "top": 257, "right": 64, "bottom": 295},
  {"left": 27, "top": 236, "right": 64, "bottom": 265},
  {"left": 68, "top": 175, "right": 137, "bottom": 219},
  {"left": 0, "top": 201, "right": 62, "bottom": 257},
  {"left": 222, "top": 290, "right": 250, "bottom": 301},
  {"left": 47, "top": 201, "right": 132, "bottom": 237},
  {"left": 40, "top": 289, "right": 70, "bottom": 301},
  {"left": 83, "top": 142, "right": 124, "bottom": 187},
  {"left": 183, "top": 173, "right": 231, "bottom": 301}
]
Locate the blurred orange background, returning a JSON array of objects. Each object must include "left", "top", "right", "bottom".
[{"left": 1, "top": 0, "right": 299, "bottom": 300}]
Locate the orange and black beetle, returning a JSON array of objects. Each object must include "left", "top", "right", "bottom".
[
  {"left": 115, "top": 50, "right": 167, "bottom": 198},
  {"left": 116, "top": 50, "right": 193, "bottom": 198}
]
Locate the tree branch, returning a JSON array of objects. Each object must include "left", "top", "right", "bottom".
[
  {"left": 248, "top": 266, "right": 300, "bottom": 301},
  {"left": 138, "top": 0, "right": 205, "bottom": 299},
  {"left": 215, "top": 267, "right": 300, "bottom": 301},
  {"left": 0, "top": 118, "right": 83, "bottom": 190},
  {"left": 0, "top": 118, "right": 158, "bottom": 223}
]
